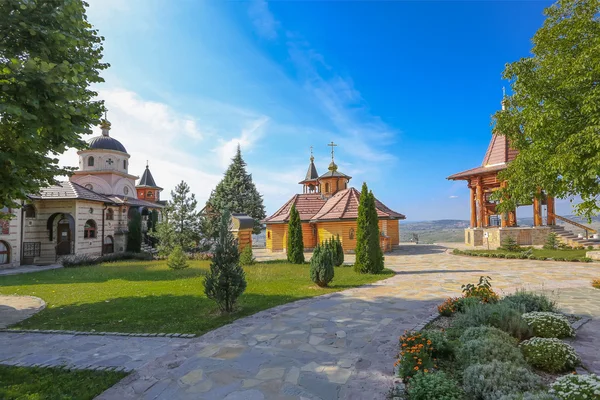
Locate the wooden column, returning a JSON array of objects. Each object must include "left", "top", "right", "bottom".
[
  {"left": 500, "top": 181, "right": 508, "bottom": 228},
  {"left": 547, "top": 196, "right": 555, "bottom": 225},
  {"left": 476, "top": 179, "right": 484, "bottom": 228},
  {"left": 533, "top": 188, "right": 542, "bottom": 226},
  {"left": 508, "top": 210, "right": 517, "bottom": 227},
  {"left": 470, "top": 187, "right": 477, "bottom": 228}
]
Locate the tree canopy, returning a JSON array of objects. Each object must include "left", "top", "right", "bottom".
[
  {"left": 493, "top": 0, "right": 600, "bottom": 219},
  {"left": 202, "top": 146, "right": 266, "bottom": 237},
  {"left": 0, "top": 0, "right": 108, "bottom": 208}
]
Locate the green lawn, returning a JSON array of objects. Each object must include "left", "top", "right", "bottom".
[
  {"left": 0, "top": 260, "right": 393, "bottom": 334},
  {"left": 0, "top": 365, "right": 127, "bottom": 400},
  {"left": 469, "top": 248, "right": 588, "bottom": 260}
]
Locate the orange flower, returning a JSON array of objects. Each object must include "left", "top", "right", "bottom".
[
  {"left": 414, "top": 366, "right": 419, "bottom": 371},
  {"left": 424, "top": 369, "right": 429, "bottom": 373}
]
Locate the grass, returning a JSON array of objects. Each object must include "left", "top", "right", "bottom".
[
  {"left": 469, "top": 248, "right": 588, "bottom": 260},
  {"left": 0, "top": 260, "right": 394, "bottom": 335},
  {"left": 0, "top": 365, "right": 127, "bottom": 400}
]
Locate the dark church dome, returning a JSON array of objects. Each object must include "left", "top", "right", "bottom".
[{"left": 87, "top": 119, "right": 128, "bottom": 153}]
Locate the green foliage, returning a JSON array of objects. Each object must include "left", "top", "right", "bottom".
[
  {"left": 0, "top": 365, "right": 127, "bottom": 400},
  {"left": 59, "top": 254, "right": 97, "bottom": 268},
  {"left": 310, "top": 243, "right": 334, "bottom": 287},
  {"left": 202, "top": 146, "right": 265, "bottom": 237},
  {"left": 493, "top": 0, "right": 600, "bottom": 219},
  {"left": 406, "top": 372, "right": 464, "bottom": 400},
  {"left": 286, "top": 204, "right": 304, "bottom": 264},
  {"left": 0, "top": 0, "right": 109, "bottom": 208},
  {"left": 160, "top": 181, "right": 201, "bottom": 251},
  {"left": 498, "top": 392, "right": 558, "bottom": 400},
  {"left": 461, "top": 276, "right": 500, "bottom": 303},
  {"left": 463, "top": 361, "right": 542, "bottom": 400},
  {"left": 550, "top": 373, "right": 600, "bottom": 400},
  {"left": 60, "top": 251, "right": 154, "bottom": 268},
  {"left": 126, "top": 209, "right": 142, "bottom": 253},
  {"left": 520, "top": 338, "right": 580, "bottom": 373},
  {"left": 398, "top": 331, "right": 436, "bottom": 381},
  {"left": 451, "top": 301, "right": 532, "bottom": 341},
  {"left": 500, "top": 236, "right": 521, "bottom": 252},
  {"left": 148, "top": 210, "right": 159, "bottom": 233},
  {"left": 421, "top": 330, "right": 454, "bottom": 359},
  {"left": 331, "top": 235, "right": 344, "bottom": 266},
  {"left": 544, "top": 233, "right": 561, "bottom": 250},
  {"left": 239, "top": 245, "right": 255, "bottom": 266},
  {"left": 354, "top": 183, "right": 384, "bottom": 274},
  {"left": 502, "top": 290, "right": 557, "bottom": 313},
  {"left": 459, "top": 326, "right": 517, "bottom": 346},
  {"left": 522, "top": 312, "right": 575, "bottom": 338},
  {"left": 167, "top": 245, "right": 188, "bottom": 270},
  {"left": 203, "top": 211, "right": 247, "bottom": 313},
  {"left": 457, "top": 337, "right": 526, "bottom": 368}
]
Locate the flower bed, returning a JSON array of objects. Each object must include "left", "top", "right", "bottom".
[
  {"left": 451, "top": 248, "right": 594, "bottom": 263},
  {"left": 522, "top": 312, "right": 575, "bottom": 339}
]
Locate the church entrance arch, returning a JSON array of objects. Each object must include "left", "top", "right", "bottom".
[{"left": 56, "top": 218, "right": 73, "bottom": 256}]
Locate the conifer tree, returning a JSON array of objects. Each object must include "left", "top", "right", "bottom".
[
  {"left": 286, "top": 204, "right": 305, "bottom": 264},
  {"left": 310, "top": 243, "right": 334, "bottom": 287},
  {"left": 167, "top": 245, "right": 188, "bottom": 270},
  {"left": 163, "top": 181, "right": 201, "bottom": 251},
  {"left": 202, "top": 146, "right": 266, "bottom": 238},
  {"left": 354, "top": 183, "right": 384, "bottom": 273},
  {"left": 204, "top": 210, "right": 247, "bottom": 313},
  {"left": 332, "top": 234, "right": 344, "bottom": 267},
  {"left": 126, "top": 209, "right": 142, "bottom": 253}
]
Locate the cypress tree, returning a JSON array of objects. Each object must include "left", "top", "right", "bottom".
[
  {"left": 204, "top": 210, "right": 247, "bottom": 313},
  {"left": 354, "top": 183, "right": 384, "bottom": 273},
  {"left": 126, "top": 209, "right": 142, "bottom": 253},
  {"left": 333, "top": 234, "right": 344, "bottom": 267},
  {"left": 286, "top": 204, "right": 305, "bottom": 264},
  {"left": 203, "top": 146, "right": 266, "bottom": 238},
  {"left": 310, "top": 243, "right": 334, "bottom": 287}
]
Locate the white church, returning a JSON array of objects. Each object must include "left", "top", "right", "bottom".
[{"left": 0, "top": 119, "right": 164, "bottom": 268}]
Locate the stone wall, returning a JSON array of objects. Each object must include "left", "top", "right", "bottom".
[
  {"left": 464, "top": 226, "right": 551, "bottom": 249},
  {"left": 0, "top": 208, "right": 22, "bottom": 268}
]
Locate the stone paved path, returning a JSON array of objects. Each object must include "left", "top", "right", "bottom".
[
  {"left": 97, "top": 246, "right": 600, "bottom": 400},
  {"left": 0, "top": 295, "right": 45, "bottom": 328},
  {"left": 0, "top": 332, "right": 191, "bottom": 372},
  {"left": 0, "top": 264, "right": 62, "bottom": 276}
]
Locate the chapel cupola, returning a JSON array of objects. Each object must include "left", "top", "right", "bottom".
[
  {"left": 298, "top": 147, "right": 320, "bottom": 193},
  {"left": 136, "top": 162, "right": 163, "bottom": 202},
  {"left": 318, "top": 141, "right": 351, "bottom": 197}
]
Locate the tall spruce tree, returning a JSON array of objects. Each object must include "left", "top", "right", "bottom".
[
  {"left": 287, "top": 204, "right": 304, "bottom": 264},
  {"left": 204, "top": 210, "right": 247, "bottom": 313},
  {"left": 153, "top": 181, "right": 201, "bottom": 252},
  {"left": 202, "top": 146, "right": 266, "bottom": 238},
  {"left": 354, "top": 183, "right": 384, "bottom": 274}
]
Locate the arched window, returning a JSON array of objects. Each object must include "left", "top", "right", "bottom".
[
  {"left": 0, "top": 241, "right": 9, "bottom": 264},
  {"left": 325, "top": 183, "right": 330, "bottom": 193},
  {"left": 349, "top": 228, "right": 355, "bottom": 240},
  {"left": 147, "top": 191, "right": 153, "bottom": 198},
  {"left": 24, "top": 204, "right": 36, "bottom": 218},
  {"left": 88, "top": 156, "right": 95, "bottom": 167},
  {"left": 106, "top": 208, "right": 114, "bottom": 220},
  {"left": 104, "top": 236, "right": 114, "bottom": 254},
  {"left": 84, "top": 219, "right": 97, "bottom": 239},
  {"left": 123, "top": 160, "right": 127, "bottom": 170}
]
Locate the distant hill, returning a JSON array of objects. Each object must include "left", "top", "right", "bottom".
[{"left": 400, "top": 215, "right": 600, "bottom": 244}]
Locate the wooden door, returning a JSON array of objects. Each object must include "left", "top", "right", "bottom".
[{"left": 56, "top": 220, "right": 72, "bottom": 255}]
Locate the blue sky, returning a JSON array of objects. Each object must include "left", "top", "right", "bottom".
[{"left": 60, "top": 0, "right": 577, "bottom": 221}]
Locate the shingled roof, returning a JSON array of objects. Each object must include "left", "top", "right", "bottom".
[
  {"left": 264, "top": 188, "right": 405, "bottom": 223},
  {"left": 447, "top": 133, "right": 518, "bottom": 180},
  {"left": 137, "top": 165, "right": 161, "bottom": 189},
  {"left": 299, "top": 159, "right": 320, "bottom": 184},
  {"left": 28, "top": 181, "right": 116, "bottom": 203}
]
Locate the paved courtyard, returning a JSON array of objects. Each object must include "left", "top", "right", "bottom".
[{"left": 1, "top": 245, "right": 599, "bottom": 399}]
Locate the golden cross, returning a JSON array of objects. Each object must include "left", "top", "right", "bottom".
[{"left": 327, "top": 141, "right": 337, "bottom": 162}]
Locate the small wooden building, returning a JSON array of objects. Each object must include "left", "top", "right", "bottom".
[
  {"left": 231, "top": 213, "right": 254, "bottom": 251},
  {"left": 263, "top": 145, "right": 405, "bottom": 253}
]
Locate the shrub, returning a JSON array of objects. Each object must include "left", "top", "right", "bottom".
[
  {"left": 310, "top": 243, "right": 334, "bottom": 287},
  {"left": 463, "top": 361, "right": 542, "bottom": 400},
  {"left": 239, "top": 245, "right": 255, "bottom": 266},
  {"left": 497, "top": 253, "right": 507, "bottom": 258},
  {"left": 126, "top": 208, "right": 142, "bottom": 253},
  {"left": 459, "top": 326, "right": 517, "bottom": 346},
  {"left": 461, "top": 276, "right": 500, "bottom": 303},
  {"left": 189, "top": 252, "right": 213, "bottom": 261},
  {"left": 406, "top": 372, "right": 464, "bottom": 400},
  {"left": 286, "top": 204, "right": 304, "bottom": 264},
  {"left": 204, "top": 211, "right": 247, "bottom": 313},
  {"left": 550, "top": 373, "right": 600, "bottom": 400},
  {"left": 579, "top": 257, "right": 593, "bottom": 263},
  {"left": 587, "top": 245, "right": 594, "bottom": 250},
  {"left": 544, "top": 233, "right": 560, "bottom": 250},
  {"left": 554, "top": 257, "right": 566, "bottom": 262},
  {"left": 456, "top": 296, "right": 482, "bottom": 312},
  {"left": 59, "top": 254, "right": 97, "bottom": 268},
  {"left": 522, "top": 312, "right": 575, "bottom": 338},
  {"left": 520, "top": 338, "right": 580, "bottom": 373},
  {"left": 451, "top": 302, "right": 532, "bottom": 340},
  {"left": 167, "top": 245, "right": 189, "bottom": 270},
  {"left": 498, "top": 393, "right": 558, "bottom": 400},
  {"left": 438, "top": 297, "right": 461, "bottom": 316},
  {"left": 421, "top": 330, "right": 454, "bottom": 359},
  {"left": 457, "top": 337, "right": 526, "bottom": 368},
  {"left": 397, "top": 331, "right": 436, "bottom": 381},
  {"left": 500, "top": 236, "right": 521, "bottom": 252},
  {"left": 453, "top": 249, "right": 463, "bottom": 255},
  {"left": 99, "top": 251, "right": 153, "bottom": 262},
  {"left": 506, "top": 254, "right": 519, "bottom": 259},
  {"left": 331, "top": 235, "right": 344, "bottom": 267},
  {"left": 502, "top": 290, "right": 557, "bottom": 313},
  {"left": 593, "top": 279, "right": 600, "bottom": 289}
]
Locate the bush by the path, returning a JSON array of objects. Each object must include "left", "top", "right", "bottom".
[
  {"left": 522, "top": 312, "right": 575, "bottom": 339},
  {"left": 60, "top": 251, "right": 153, "bottom": 267},
  {"left": 459, "top": 326, "right": 517, "bottom": 346},
  {"left": 520, "top": 338, "right": 580, "bottom": 373},
  {"left": 397, "top": 331, "right": 436, "bottom": 381},
  {"left": 167, "top": 245, "right": 189, "bottom": 270},
  {"left": 406, "top": 372, "right": 464, "bottom": 400},
  {"left": 310, "top": 243, "right": 334, "bottom": 287},
  {"left": 463, "top": 361, "right": 542, "bottom": 400},
  {"left": 498, "top": 392, "right": 558, "bottom": 400},
  {"left": 451, "top": 301, "right": 532, "bottom": 340},
  {"left": 502, "top": 290, "right": 557, "bottom": 313},
  {"left": 457, "top": 337, "right": 525, "bottom": 368},
  {"left": 550, "top": 373, "right": 600, "bottom": 400},
  {"left": 461, "top": 276, "right": 499, "bottom": 304}
]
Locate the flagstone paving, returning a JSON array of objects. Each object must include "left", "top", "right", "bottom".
[
  {"left": 96, "top": 245, "right": 600, "bottom": 399},
  {"left": 0, "top": 295, "right": 45, "bottom": 328}
]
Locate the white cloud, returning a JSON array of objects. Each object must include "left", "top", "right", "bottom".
[
  {"left": 449, "top": 195, "right": 459, "bottom": 199},
  {"left": 214, "top": 116, "right": 270, "bottom": 169},
  {"left": 248, "top": 0, "right": 279, "bottom": 40}
]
